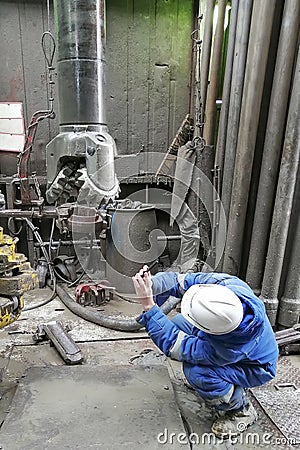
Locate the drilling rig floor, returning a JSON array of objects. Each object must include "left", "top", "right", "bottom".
[{"left": 0, "top": 288, "right": 299, "bottom": 449}]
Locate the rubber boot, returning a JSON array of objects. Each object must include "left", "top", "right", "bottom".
[{"left": 211, "top": 400, "right": 258, "bottom": 438}]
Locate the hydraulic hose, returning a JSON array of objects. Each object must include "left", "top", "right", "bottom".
[
  {"left": 23, "top": 218, "right": 57, "bottom": 311},
  {"left": 55, "top": 283, "right": 181, "bottom": 332}
]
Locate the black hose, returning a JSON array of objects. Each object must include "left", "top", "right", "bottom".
[
  {"left": 55, "top": 283, "right": 181, "bottom": 332},
  {"left": 23, "top": 280, "right": 57, "bottom": 311}
]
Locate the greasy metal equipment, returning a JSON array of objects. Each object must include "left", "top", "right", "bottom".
[
  {"left": 46, "top": 0, "right": 119, "bottom": 207},
  {"left": 75, "top": 281, "right": 115, "bottom": 307},
  {"left": 33, "top": 320, "right": 83, "bottom": 365},
  {"left": 0, "top": 227, "right": 38, "bottom": 328},
  {"left": 275, "top": 324, "right": 300, "bottom": 355}
]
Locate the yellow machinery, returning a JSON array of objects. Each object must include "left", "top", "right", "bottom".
[{"left": 0, "top": 227, "right": 38, "bottom": 328}]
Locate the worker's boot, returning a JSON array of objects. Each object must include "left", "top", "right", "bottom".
[{"left": 211, "top": 400, "right": 258, "bottom": 439}]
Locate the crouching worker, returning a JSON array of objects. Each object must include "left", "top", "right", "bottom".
[{"left": 132, "top": 268, "right": 279, "bottom": 439}]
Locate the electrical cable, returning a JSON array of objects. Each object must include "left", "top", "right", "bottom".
[
  {"left": 22, "top": 218, "right": 57, "bottom": 311},
  {"left": 7, "top": 217, "right": 23, "bottom": 236},
  {"left": 47, "top": 211, "right": 93, "bottom": 286},
  {"left": 53, "top": 267, "right": 74, "bottom": 284}
]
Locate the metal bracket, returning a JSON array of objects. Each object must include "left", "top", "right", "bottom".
[
  {"left": 275, "top": 324, "right": 300, "bottom": 355},
  {"left": 75, "top": 281, "right": 115, "bottom": 307}
]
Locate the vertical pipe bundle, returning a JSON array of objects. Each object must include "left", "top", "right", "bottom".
[
  {"left": 246, "top": 0, "right": 300, "bottom": 292},
  {"left": 220, "top": 0, "right": 253, "bottom": 221},
  {"left": 222, "top": 0, "right": 277, "bottom": 275},
  {"left": 278, "top": 191, "right": 300, "bottom": 328},
  {"left": 260, "top": 47, "right": 300, "bottom": 325}
]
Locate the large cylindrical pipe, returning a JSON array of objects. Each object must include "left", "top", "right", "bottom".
[
  {"left": 260, "top": 47, "right": 300, "bottom": 325},
  {"left": 246, "top": 0, "right": 300, "bottom": 292},
  {"left": 278, "top": 189, "right": 300, "bottom": 328},
  {"left": 222, "top": 0, "right": 277, "bottom": 275},
  {"left": 54, "top": 0, "right": 106, "bottom": 126},
  {"left": 203, "top": 0, "right": 227, "bottom": 146},
  {"left": 200, "top": 0, "right": 215, "bottom": 124},
  {"left": 214, "top": 0, "right": 239, "bottom": 178},
  {"left": 221, "top": 0, "right": 253, "bottom": 220}
]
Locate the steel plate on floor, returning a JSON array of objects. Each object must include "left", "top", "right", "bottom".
[{"left": 0, "top": 365, "right": 186, "bottom": 450}]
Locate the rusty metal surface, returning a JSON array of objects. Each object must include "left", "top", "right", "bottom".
[
  {"left": 0, "top": 271, "right": 38, "bottom": 296},
  {"left": 250, "top": 357, "right": 300, "bottom": 445}
]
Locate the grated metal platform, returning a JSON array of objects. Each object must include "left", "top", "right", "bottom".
[{"left": 251, "top": 357, "right": 300, "bottom": 445}]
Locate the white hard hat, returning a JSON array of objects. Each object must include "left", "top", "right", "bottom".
[{"left": 181, "top": 284, "right": 243, "bottom": 335}]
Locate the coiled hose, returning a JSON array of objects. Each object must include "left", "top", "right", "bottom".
[{"left": 55, "top": 283, "right": 181, "bottom": 332}]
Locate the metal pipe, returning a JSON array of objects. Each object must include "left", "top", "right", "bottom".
[
  {"left": 246, "top": 0, "right": 300, "bottom": 291},
  {"left": 203, "top": 0, "right": 227, "bottom": 146},
  {"left": 222, "top": 0, "right": 277, "bottom": 275},
  {"left": 278, "top": 191, "right": 300, "bottom": 328},
  {"left": 0, "top": 208, "right": 57, "bottom": 218},
  {"left": 221, "top": 0, "right": 253, "bottom": 221},
  {"left": 33, "top": 236, "right": 182, "bottom": 247},
  {"left": 156, "top": 235, "right": 182, "bottom": 241},
  {"left": 34, "top": 239, "right": 101, "bottom": 247},
  {"left": 200, "top": 0, "right": 215, "bottom": 121},
  {"left": 54, "top": 0, "right": 106, "bottom": 126},
  {"left": 260, "top": 47, "right": 300, "bottom": 325},
  {"left": 214, "top": 0, "right": 239, "bottom": 180}
]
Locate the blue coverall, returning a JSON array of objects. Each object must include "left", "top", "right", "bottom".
[{"left": 137, "top": 272, "right": 279, "bottom": 411}]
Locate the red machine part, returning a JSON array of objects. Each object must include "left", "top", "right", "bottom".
[{"left": 75, "top": 281, "right": 115, "bottom": 306}]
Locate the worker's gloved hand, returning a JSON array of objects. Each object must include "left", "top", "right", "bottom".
[{"left": 132, "top": 266, "right": 155, "bottom": 312}]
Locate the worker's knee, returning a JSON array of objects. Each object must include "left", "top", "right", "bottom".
[{"left": 182, "top": 363, "right": 246, "bottom": 411}]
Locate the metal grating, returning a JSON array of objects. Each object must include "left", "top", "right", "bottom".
[{"left": 250, "top": 357, "right": 300, "bottom": 445}]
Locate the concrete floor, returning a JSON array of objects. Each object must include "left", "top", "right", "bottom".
[{"left": 0, "top": 288, "right": 299, "bottom": 449}]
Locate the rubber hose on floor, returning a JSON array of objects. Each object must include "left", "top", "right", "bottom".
[{"left": 55, "top": 283, "right": 181, "bottom": 332}]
